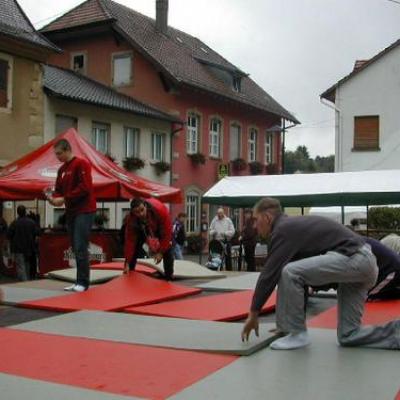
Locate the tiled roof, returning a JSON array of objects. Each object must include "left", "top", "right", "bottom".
[
  {"left": 41, "top": 0, "right": 299, "bottom": 124},
  {"left": 43, "top": 64, "right": 181, "bottom": 123},
  {"left": 0, "top": 0, "right": 59, "bottom": 52},
  {"left": 321, "top": 38, "right": 400, "bottom": 102}
]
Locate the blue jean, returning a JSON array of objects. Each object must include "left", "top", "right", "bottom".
[
  {"left": 173, "top": 244, "right": 184, "bottom": 260},
  {"left": 66, "top": 212, "right": 94, "bottom": 288}
]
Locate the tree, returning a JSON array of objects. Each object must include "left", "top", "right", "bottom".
[{"left": 284, "top": 146, "right": 334, "bottom": 174}]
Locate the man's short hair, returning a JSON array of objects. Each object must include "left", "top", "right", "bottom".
[
  {"left": 253, "top": 197, "right": 282, "bottom": 217},
  {"left": 130, "top": 198, "right": 146, "bottom": 209},
  {"left": 17, "top": 205, "right": 26, "bottom": 217},
  {"left": 178, "top": 212, "right": 186, "bottom": 218},
  {"left": 54, "top": 138, "right": 72, "bottom": 152}
]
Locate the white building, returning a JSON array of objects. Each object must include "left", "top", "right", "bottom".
[{"left": 321, "top": 39, "right": 400, "bottom": 172}]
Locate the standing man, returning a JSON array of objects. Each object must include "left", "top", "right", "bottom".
[
  {"left": 172, "top": 212, "right": 186, "bottom": 260},
  {"left": 209, "top": 208, "right": 235, "bottom": 270},
  {"left": 240, "top": 209, "right": 258, "bottom": 272},
  {"left": 46, "top": 138, "right": 96, "bottom": 292},
  {"left": 124, "top": 197, "right": 174, "bottom": 280},
  {"left": 7, "top": 205, "right": 39, "bottom": 281},
  {"left": 241, "top": 197, "right": 400, "bottom": 350}
]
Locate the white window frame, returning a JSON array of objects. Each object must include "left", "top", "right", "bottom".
[
  {"left": 92, "top": 122, "right": 110, "bottom": 154},
  {"left": 264, "top": 132, "right": 274, "bottom": 164},
  {"left": 124, "top": 127, "right": 140, "bottom": 158},
  {"left": 112, "top": 52, "right": 133, "bottom": 86},
  {"left": 70, "top": 52, "right": 87, "bottom": 74},
  {"left": 229, "top": 123, "right": 241, "bottom": 160},
  {"left": 187, "top": 113, "right": 200, "bottom": 154},
  {"left": 151, "top": 132, "right": 166, "bottom": 162},
  {"left": 209, "top": 118, "right": 222, "bottom": 158},
  {"left": 0, "top": 52, "right": 13, "bottom": 112},
  {"left": 186, "top": 191, "right": 200, "bottom": 233},
  {"left": 248, "top": 128, "right": 258, "bottom": 162}
]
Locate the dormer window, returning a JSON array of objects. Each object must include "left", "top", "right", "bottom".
[
  {"left": 71, "top": 53, "right": 86, "bottom": 74},
  {"left": 233, "top": 76, "right": 241, "bottom": 92}
]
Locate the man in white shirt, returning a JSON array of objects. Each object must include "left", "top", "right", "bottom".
[{"left": 209, "top": 208, "right": 235, "bottom": 270}]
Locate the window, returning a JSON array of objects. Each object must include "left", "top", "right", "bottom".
[
  {"left": 353, "top": 116, "right": 380, "bottom": 150},
  {"left": 248, "top": 128, "right": 258, "bottom": 161},
  {"left": 264, "top": 132, "right": 274, "bottom": 164},
  {"left": 151, "top": 132, "right": 166, "bottom": 161},
  {"left": 229, "top": 123, "right": 241, "bottom": 160},
  {"left": 92, "top": 122, "right": 110, "bottom": 154},
  {"left": 0, "top": 54, "right": 12, "bottom": 109},
  {"left": 209, "top": 118, "right": 222, "bottom": 158},
  {"left": 71, "top": 53, "right": 86, "bottom": 74},
  {"left": 112, "top": 53, "right": 132, "bottom": 86},
  {"left": 187, "top": 113, "right": 200, "bottom": 154},
  {"left": 55, "top": 115, "right": 77, "bottom": 135},
  {"left": 186, "top": 192, "right": 200, "bottom": 233},
  {"left": 124, "top": 127, "right": 140, "bottom": 157},
  {"left": 232, "top": 76, "right": 241, "bottom": 92}
]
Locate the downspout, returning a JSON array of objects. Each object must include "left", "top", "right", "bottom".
[
  {"left": 320, "top": 96, "right": 341, "bottom": 171},
  {"left": 170, "top": 122, "right": 184, "bottom": 187}
]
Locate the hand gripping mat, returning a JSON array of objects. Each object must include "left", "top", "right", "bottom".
[
  {"left": 48, "top": 268, "right": 122, "bottom": 283},
  {"left": 170, "top": 328, "right": 400, "bottom": 400},
  {"left": 125, "top": 290, "right": 276, "bottom": 321},
  {"left": 137, "top": 258, "right": 226, "bottom": 279},
  {"left": 0, "top": 328, "right": 236, "bottom": 400},
  {"left": 309, "top": 299, "right": 400, "bottom": 329},
  {"left": 20, "top": 273, "right": 201, "bottom": 312},
  {"left": 13, "top": 310, "right": 279, "bottom": 356},
  {"left": 90, "top": 261, "right": 157, "bottom": 275}
]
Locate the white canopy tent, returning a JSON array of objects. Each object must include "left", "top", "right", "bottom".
[{"left": 202, "top": 170, "right": 400, "bottom": 208}]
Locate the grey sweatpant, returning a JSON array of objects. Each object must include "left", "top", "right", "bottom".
[{"left": 276, "top": 244, "right": 400, "bottom": 349}]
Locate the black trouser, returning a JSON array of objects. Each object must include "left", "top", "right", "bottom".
[
  {"left": 244, "top": 244, "right": 256, "bottom": 272},
  {"left": 128, "top": 235, "right": 174, "bottom": 280}
]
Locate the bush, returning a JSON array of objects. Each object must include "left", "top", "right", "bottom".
[
  {"left": 123, "top": 157, "right": 145, "bottom": 171},
  {"left": 368, "top": 207, "right": 400, "bottom": 230}
]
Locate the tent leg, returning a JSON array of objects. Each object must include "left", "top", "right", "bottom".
[
  {"left": 366, "top": 205, "right": 369, "bottom": 237},
  {"left": 199, "top": 198, "right": 203, "bottom": 266},
  {"left": 341, "top": 206, "right": 345, "bottom": 225}
]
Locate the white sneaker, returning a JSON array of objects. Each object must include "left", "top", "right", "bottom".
[
  {"left": 64, "top": 284, "right": 76, "bottom": 291},
  {"left": 72, "top": 284, "right": 87, "bottom": 292},
  {"left": 270, "top": 331, "right": 311, "bottom": 350}
]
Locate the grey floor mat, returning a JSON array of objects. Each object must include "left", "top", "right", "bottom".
[
  {"left": 0, "top": 373, "right": 141, "bottom": 400},
  {"left": 48, "top": 268, "right": 121, "bottom": 283},
  {"left": 0, "top": 286, "right": 67, "bottom": 305},
  {"left": 169, "top": 328, "right": 400, "bottom": 400},
  {"left": 196, "top": 272, "right": 260, "bottom": 291},
  {"left": 12, "top": 310, "right": 278, "bottom": 356}
]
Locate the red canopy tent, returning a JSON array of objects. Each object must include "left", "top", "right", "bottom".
[{"left": 0, "top": 129, "right": 181, "bottom": 203}]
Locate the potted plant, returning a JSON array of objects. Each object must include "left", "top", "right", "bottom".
[
  {"left": 231, "top": 157, "right": 247, "bottom": 172},
  {"left": 249, "top": 161, "right": 264, "bottom": 175},
  {"left": 266, "top": 163, "right": 279, "bottom": 175},
  {"left": 153, "top": 161, "right": 171, "bottom": 174},
  {"left": 123, "top": 156, "right": 145, "bottom": 171},
  {"left": 188, "top": 152, "right": 206, "bottom": 165},
  {"left": 94, "top": 213, "right": 109, "bottom": 229}
]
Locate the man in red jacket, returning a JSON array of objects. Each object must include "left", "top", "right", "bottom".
[
  {"left": 124, "top": 197, "right": 174, "bottom": 280},
  {"left": 46, "top": 138, "right": 96, "bottom": 292}
]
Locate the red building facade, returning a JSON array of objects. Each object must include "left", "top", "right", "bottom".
[{"left": 42, "top": 0, "right": 298, "bottom": 234}]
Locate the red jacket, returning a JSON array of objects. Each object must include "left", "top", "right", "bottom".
[
  {"left": 54, "top": 157, "right": 96, "bottom": 217},
  {"left": 124, "top": 198, "right": 172, "bottom": 261}
]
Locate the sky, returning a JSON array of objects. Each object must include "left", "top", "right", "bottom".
[{"left": 19, "top": 0, "right": 400, "bottom": 157}]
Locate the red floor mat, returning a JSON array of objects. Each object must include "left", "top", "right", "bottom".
[
  {"left": 309, "top": 299, "right": 400, "bottom": 329},
  {"left": 124, "top": 290, "right": 276, "bottom": 321},
  {"left": 91, "top": 261, "right": 156, "bottom": 275},
  {"left": 0, "top": 328, "right": 236, "bottom": 400},
  {"left": 20, "top": 273, "right": 201, "bottom": 312}
]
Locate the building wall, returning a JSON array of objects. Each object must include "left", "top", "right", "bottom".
[
  {"left": 335, "top": 45, "right": 400, "bottom": 172},
  {"left": 47, "top": 31, "right": 282, "bottom": 229},
  {"left": 44, "top": 96, "right": 172, "bottom": 228},
  {"left": 0, "top": 52, "right": 44, "bottom": 166}
]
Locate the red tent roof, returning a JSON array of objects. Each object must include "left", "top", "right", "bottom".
[{"left": 0, "top": 128, "right": 181, "bottom": 203}]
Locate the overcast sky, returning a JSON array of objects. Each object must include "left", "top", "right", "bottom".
[{"left": 19, "top": 0, "right": 400, "bottom": 157}]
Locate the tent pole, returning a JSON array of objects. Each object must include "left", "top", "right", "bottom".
[
  {"left": 199, "top": 197, "right": 203, "bottom": 266},
  {"left": 301, "top": 207, "right": 304, "bottom": 216},
  {"left": 366, "top": 205, "right": 369, "bottom": 237},
  {"left": 341, "top": 206, "right": 345, "bottom": 225}
]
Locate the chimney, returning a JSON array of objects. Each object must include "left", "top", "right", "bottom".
[{"left": 156, "top": 0, "right": 168, "bottom": 34}]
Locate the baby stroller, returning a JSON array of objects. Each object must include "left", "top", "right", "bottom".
[{"left": 206, "top": 239, "right": 226, "bottom": 271}]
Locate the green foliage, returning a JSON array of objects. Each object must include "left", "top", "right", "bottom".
[
  {"left": 153, "top": 161, "right": 170, "bottom": 174},
  {"left": 231, "top": 158, "right": 247, "bottom": 172},
  {"left": 368, "top": 207, "right": 400, "bottom": 230},
  {"left": 123, "top": 157, "right": 145, "bottom": 171},
  {"left": 248, "top": 161, "right": 264, "bottom": 175},
  {"left": 284, "top": 146, "right": 334, "bottom": 174},
  {"left": 188, "top": 152, "right": 206, "bottom": 165}
]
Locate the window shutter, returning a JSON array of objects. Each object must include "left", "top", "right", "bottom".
[
  {"left": 0, "top": 59, "right": 9, "bottom": 107},
  {"left": 354, "top": 116, "right": 379, "bottom": 150}
]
